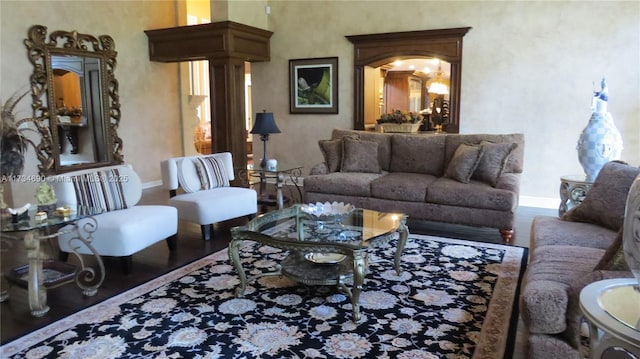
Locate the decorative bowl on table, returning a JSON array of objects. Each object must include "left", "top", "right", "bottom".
[{"left": 300, "top": 202, "right": 355, "bottom": 223}]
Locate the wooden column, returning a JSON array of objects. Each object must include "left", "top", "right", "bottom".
[
  {"left": 145, "top": 21, "right": 272, "bottom": 179},
  {"left": 209, "top": 58, "right": 247, "bottom": 172}
]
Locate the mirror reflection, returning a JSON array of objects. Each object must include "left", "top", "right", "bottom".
[
  {"left": 25, "top": 25, "right": 123, "bottom": 176},
  {"left": 365, "top": 58, "right": 451, "bottom": 132},
  {"left": 51, "top": 55, "right": 109, "bottom": 166}
]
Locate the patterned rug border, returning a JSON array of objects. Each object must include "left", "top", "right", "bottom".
[{"left": 0, "top": 234, "right": 527, "bottom": 358}]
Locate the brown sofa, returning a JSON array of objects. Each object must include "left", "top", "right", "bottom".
[
  {"left": 519, "top": 161, "right": 639, "bottom": 359},
  {"left": 304, "top": 129, "right": 525, "bottom": 242}
]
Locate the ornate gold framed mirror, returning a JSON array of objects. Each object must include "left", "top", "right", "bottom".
[{"left": 25, "top": 24, "right": 123, "bottom": 176}]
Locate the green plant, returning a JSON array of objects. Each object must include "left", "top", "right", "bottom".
[
  {"left": 376, "top": 110, "right": 423, "bottom": 124},
  {"left": 1, "top": 90, "right": 38, "bottom": 177}
]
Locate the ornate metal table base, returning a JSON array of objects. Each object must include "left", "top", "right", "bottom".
[
  {"left": 229, "top": 206, "right": 408, "bottom": 322},
  {"left": 559, "top": 175, "right": 593, "bottom": 216},
  {"left": 2, "top": 216, "right": 104, "bottom": 317}
]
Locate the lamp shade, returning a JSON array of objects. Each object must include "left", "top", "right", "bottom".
[{"left": 250, "top": 112, "right": 281, "bottom": 135}]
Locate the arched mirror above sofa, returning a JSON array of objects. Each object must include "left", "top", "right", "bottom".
[
  {"left": 346, "top": 27, "right": 471, "bottom": 133},
  {"left": 25, "top": 25, "right": 124, "bottom": 176}
]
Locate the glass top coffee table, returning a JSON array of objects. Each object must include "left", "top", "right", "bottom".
[{"left": 229, "top": 204, "right": 408, "bottom": 322}]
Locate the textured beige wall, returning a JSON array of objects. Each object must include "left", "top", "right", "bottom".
[
  {"left": 1, "top": 0, "right": 182, "bottom": 205},
  {"left": 1, "top": 1, "right": 638, "bottom": 206},
  {"left": 250, "top": 0, "right": 639, "bottom": 203}
]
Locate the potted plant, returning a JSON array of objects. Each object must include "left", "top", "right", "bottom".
[
  {"left": 375, "top": 110, "right": 423, "bottom": 133},
  {"left": 1, "top": 90, "right": 38, "bottom": 209}
]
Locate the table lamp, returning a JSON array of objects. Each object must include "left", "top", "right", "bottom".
[{"left": 250, "top": 111, "right": 281, "bottom": 168}]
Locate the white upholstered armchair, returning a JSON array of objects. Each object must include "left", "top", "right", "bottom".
[
  {"left": 161, "top": 152, "right": 258, "bottom": 241},
  {"left": 48, "top": 164, "right": 178, "bottom": 274}
]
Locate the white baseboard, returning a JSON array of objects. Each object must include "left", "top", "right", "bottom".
[
  {"left": 519, "top": 195, "right": 559, "bottom": 209},
  {"left": 142, "top": 180, "right": 163, "bottom": 189}
]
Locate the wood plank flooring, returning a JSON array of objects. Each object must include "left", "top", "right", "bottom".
[{"left": 1, "top": 186, "right": 556, "bottom": 357}]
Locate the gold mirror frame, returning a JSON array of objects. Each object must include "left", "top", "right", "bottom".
[{"left": 25, "top": 24, "right": 123, "bottom": 176}]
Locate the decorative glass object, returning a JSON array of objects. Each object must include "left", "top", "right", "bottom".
[
  {"left": 577, "top": 78, "right": 623, "bottom": 182},
  {"left": 623, "top": 175, "right": 640, "bottom": 285},
  {"left": 300, "top": 201, "right": 355, "bottom": 226}
]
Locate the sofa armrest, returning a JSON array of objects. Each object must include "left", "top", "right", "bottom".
[
  {"left": 309, "top": 162, "right": 329, "bottom": 175},
  {"left": 565, "top": 269, "right": 633, "bottom": 348},
  {"left": 520, "top": 280, "right": 570, "bottom": 334},
  {"left": 495, "top": 172, "right": 520, "bottom": 195}
]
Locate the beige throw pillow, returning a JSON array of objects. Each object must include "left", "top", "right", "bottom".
[
  {"left": 341, "top": 137, "right": 381, "bottom": 173},
  {"left": 445, "top": 143, "right": 485, "bottom": 183}
]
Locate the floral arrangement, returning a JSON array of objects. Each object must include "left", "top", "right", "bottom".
[
  {"left": 57, "top": 106, "right": 83, "bottom": 117},
  {"left": 376, "top": 110, "right": 423, "bottom": 124}
]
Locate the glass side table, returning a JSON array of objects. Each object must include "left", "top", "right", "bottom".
[
  {"left": 1, "top": 205, "right": 105, "bottom": 317},
  {"left": 579, "top": 278, "right": 640, "bottom": 359},
  {"left": 559, "top": 175, "right": 594, "bottom": 216},
  {"left": 247, "top": 162, "right": 303, "bottom": 210}
]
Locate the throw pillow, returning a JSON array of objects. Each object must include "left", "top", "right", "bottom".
[
  {"left": 445, "top": 143, "right": 485, "bottom": 183},
  {"left": 72, "top": 168, "right": 128, "bottom": 211},
  {"left": 562, "top": 161, "right": 640, "bottom": 231},
  {"left": 340, "top": 137, "right": 381, "bottom": 173},
  {"left": 319, "top": 135, "right": 358, "bottom": 173},
  {"left": 594, "top": 230, "right": 629, "bottom": 271},
  {"left": 471, "top": 141, "right": 518, "bottom": 187},
  {"left": 196, "top": 155, "right": 230, "bottom": 190}
]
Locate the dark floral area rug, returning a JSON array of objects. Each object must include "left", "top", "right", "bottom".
[{"left": 1, "top": 226, "right": 527, "bottom": 359}]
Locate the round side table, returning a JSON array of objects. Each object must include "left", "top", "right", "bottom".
[
  {"left": 559, "top": 175, "right": 594, "bottom": 216},
  {"left": 580, "top": 278, "right": 640, "bottom": 359}
]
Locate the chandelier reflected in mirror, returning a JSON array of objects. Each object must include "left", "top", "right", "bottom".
[{"left": 428, "top": 61, "right": 449, "bottom": 95}]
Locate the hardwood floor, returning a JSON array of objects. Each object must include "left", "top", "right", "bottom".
[{"left": 0, "top": 186, "right": 556, "bottom": 357}]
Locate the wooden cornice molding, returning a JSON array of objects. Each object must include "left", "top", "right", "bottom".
[{"left": 145, "top": 21, "right": 273, "bottom": 63}]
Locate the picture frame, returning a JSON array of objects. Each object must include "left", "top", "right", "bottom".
[{"left": 289, "top": 57, "right": 338, "bottom": 114}]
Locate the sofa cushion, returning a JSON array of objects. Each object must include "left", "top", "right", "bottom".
[
  {"left": 341, "top": 137, "right": 381, "bottom": 173},
  {"left": 531, "top": 215, "right": 617, "bottom": 250},
  {"left": 195, "top": 155, "right": 230, "bottom": 189},
  {"left": 389, "top": 134, "right": 445, "bottom": 176},
  {"left": 304, "top": 172, "right": 383, "bottom": 197},
  {"left": 445, "top": 143, "right": 485, "bottom": 183},
  {"left": 471, "top": 141, "right": 517, "bottom": 187},
  {"left": 319, "top": 134, "right": 359, "bottom": 173},
  {"left": 178, "top": 157, "right": 206, "bottom": 193},
  {"left": 562, "top": 161, "right": 640, "bottom": 231},
  {"left": 425, "top": 177, "right": 516, "bottom": 211},
  {"left": 444, "top": 134, "right": 525, "bottom": 174},
  {"left": 594, "top": 230, "right": 629, "bottom": 270},
  {"left": 71, "top": 168, "right": 128, "bottom": 211},
  {"left": 319, "top": 138, "right": 343, "bottom": 173},
  {"left": 370, "top": 172, "right": 437, "bottom": 202},
  {"left": 332, "top": 129, "right": 392, "bottom": 171}
]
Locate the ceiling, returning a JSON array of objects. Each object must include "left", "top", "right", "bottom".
[{"left": 384, "top": 58, "right": 451, "bottom": 78}]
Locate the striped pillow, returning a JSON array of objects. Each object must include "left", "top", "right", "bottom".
[
  {"left": 195, "top": 156, "right": 230, "bottom": 189},
  {"left": 72, "top": 169, "right": 128, "bottom": 211}
]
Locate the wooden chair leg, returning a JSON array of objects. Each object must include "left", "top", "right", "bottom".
[
  {"left": 499, "top": 228, "right": 514, "bottom": 244},
  {"left": 120, "top": 256, "right": 133, "bottom": 275},
  {"left": 166, "top": 235, "right": 177, "bottom": 251},
  {"left": 59, "top": 251, "right": 69, "bottom": 262},
  {"left": 201, "top": 224, "right": 212, "bottom": 241}
]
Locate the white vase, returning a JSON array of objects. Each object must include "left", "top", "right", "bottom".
[
  {"left": 623, "top": 175, "right": 640, "bottom": 285},
  {"left": 576, "top": 78, "right": 623, "bottom": 182}
]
